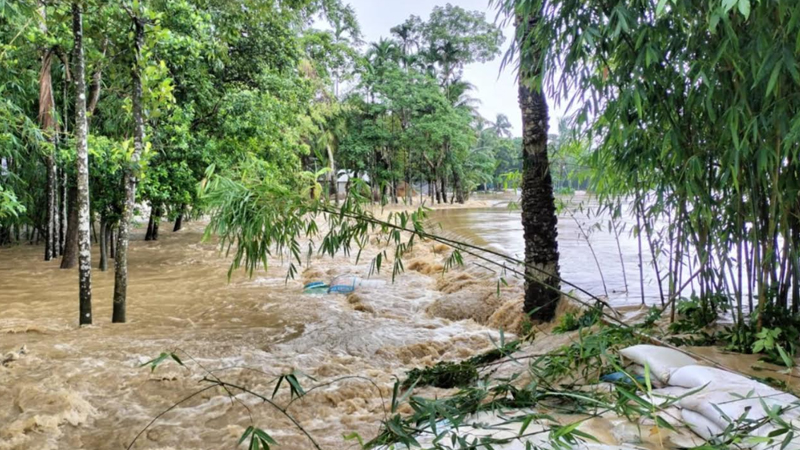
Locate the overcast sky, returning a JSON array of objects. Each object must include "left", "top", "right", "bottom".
[{"left": 342, "top": 0, "right": 564, "bottom": 137}]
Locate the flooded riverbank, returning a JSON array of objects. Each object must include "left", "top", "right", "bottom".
[
  {"left": 2, "top": 196, "right": 795, "bottom": 450},
  {"left": 0, "top": 215, "right": 508, "bottom": 450},
  {"left": 431, "top": 192, "right": 660, "bottom": 306}
]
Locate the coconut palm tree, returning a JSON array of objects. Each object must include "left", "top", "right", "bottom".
[
  {"left": 494, "top": 0, "right": 561, "bottom": 321},
  {"left": 489, "top": 113, "right": 513, "bottom": 138},
  {"left": 366, "top": 38, "right": 399, "bottom": 70},
  {"left": 446, "top": 77, "right": 481, "bottom": 115}
]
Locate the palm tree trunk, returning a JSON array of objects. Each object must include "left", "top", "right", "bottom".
[{"left": 517, "top": 13, "right": 560, "bottom": 322}]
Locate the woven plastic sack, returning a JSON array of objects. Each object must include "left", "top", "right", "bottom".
[{"left": 619, "top": 345, "right": 698, "bottom": 383}]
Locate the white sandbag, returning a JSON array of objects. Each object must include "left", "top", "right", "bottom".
[
  {"left": 677, "top": 380, "right": 800, "bottom": 450},
  {"left": 619, "top": 345, "right": 697, "bottom": 383},
  {"left": 669, "top": 365, "right": 753, "bottom": 390},
  {"left": 681, "top": 409, "right": 724, "bottom": 441},
  {"left": 646, "top": 386, "right": 691, "bottom": 407},
  {"left": 681, "top": 389, "right": 800, "bottom": 427},
  {"left": 629, "top": 365, "right": 664, "bottom": 388}
]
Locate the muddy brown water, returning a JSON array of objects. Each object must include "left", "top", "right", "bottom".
[
  {"left": 432, "top": 192, "right": 661, "bottom": 306},
  {"left": 2, "top": 197, "right": 796, "bottom": 450},
  {"left": 0, "top": 221, "right": 504, "bottom": 450}
]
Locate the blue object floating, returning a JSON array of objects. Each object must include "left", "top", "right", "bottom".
[
  {"left": 327, "top": 284, "right": 356, "bottom": 294},
  {"left": 601, "top": 371, "right": 645, "bottom": 384},
  {"left": 303, "top": 281, "right": 330, "bottom": 294}
]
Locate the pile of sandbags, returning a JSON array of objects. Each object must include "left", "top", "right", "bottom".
[{"left": 619, "top": 345, "right": 800, "bottom": 449}]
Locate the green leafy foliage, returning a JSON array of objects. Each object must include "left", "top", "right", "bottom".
[
  {"left": 239, "top": 426, "right": 278, "bottom": 450},
  {"left": 552, "top": 308, "right": 600, "bottom": 334},
  {"left": 497, "top": 0, "right": 800, "bottom": 334}
]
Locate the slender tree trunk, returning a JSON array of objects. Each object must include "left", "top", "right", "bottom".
[
  {"left": 73, "top": 2, "right": 92, "bottom": 326},
  {"left": 452, "top": 167, "right": 465, "bottom": 204},
  {"left": 60, "top": 185, "right": 79, "bottom": 269},
  {"left": 791, "top": 212, "right": 800, "bottom": 314},
  {"left": 517, "top": 13, "right": 560, "bottom": 322},
  {"left": 151, "top": 207, "right": 160, "bottom": 241},
  {"left": 39, "top": 2, "right": 58, "bottom": 262},
  {"left": 87, "top": 36, "right": 107, "bottom": 119},
  {"left": 53, "top": 167, "right": 61, "bottom": 257},
  {"left": 99, "top": 220, "right": 108, "bottom": 271},
  {"left": 60, "top": 168, "right": 67, "bottom": 253},
  {"left": 145, "top": 206, "right": 155, "bottom": 241},
  {"left": 326, "top": 144, "right": 338, "bottom": 205},
  {"left": 439, "top": 174, "right": 447, "bottom": 204},
  {"left": 173, "top": 207, "right": 184, "bottom": 232},
  {"left": 113, "top": 16, "right": 146, "bottom": 324},
  {"left": 91, "top": 215, "right": 98, "bottom": 243},
  {"left": 44, "top": 157, "right": 56, "bottom": 260},
  {"left": 109, "top": 226, "right": 116, "bottom": 259}
]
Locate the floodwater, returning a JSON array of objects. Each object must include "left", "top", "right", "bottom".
[
  {"left": 0, "top": 220, "right": 506, "bottom": 450},
  {"left": 1, "top": 197, "right": 793, "bottom": 450},
  {"left": 431, "top": 192, "right": 663, "bottom": 306}
]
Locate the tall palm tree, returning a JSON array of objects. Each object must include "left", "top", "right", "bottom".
[
  {"left": 366, "top": 38, "right": 399, "bottom": 70},
  {"left": 446, "top": 77, "right": 481, "bottom": 114},
  {"left": 489, "top": 113, "right": 513, "bottom": 138},
  {"left": 390, "top": 17, "right": 421, "bottom": 68},
  {"left": 500, "top": 2, "right": 561, "bottom": 322}
]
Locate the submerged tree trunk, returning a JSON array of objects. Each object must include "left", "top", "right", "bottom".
[
  {"left": 173, "top": 208, "right": 184, "bottom": 232},
  {"left": 99, "top": 220, "right": 108, "bottom": 271},
  {"left": 39, "top": 2, "right": 59, "bottom": 262},
  {"left": 44, "top": 156, "right": 57, "bottom": 260},
  {"left": 60, "top": 168, "right": 67, "bottom": 253},
  {"left": 152, "top": 207, "right": 160, "bottom": 241},
  {"left": 73, "top": 2, "right": 92, "bottom": 326},
  {"left": 439, "top": 174, "right": 447, "bottom": 205},
  {"left": 517, "top": 13, "right": 560, "bottom": 322},
  {"left": 109, "top": 227, "right": 116, "bottom": 259},
  {"left": 145, "top": 207, "right": 155, "bottom": 241},
  {"left": 145, "top": 206, "right": 161, "bottom": 241},
  {"left": 113, "top": 16, "right": 146, "bottom": 324},
  {"left": 60, "top": 184, "right": 79, "bottom": 269},
  {"left": 452, "top": 167, "right": 465, "bottom": 204}
]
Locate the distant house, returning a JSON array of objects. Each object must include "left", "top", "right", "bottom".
[{"left": 336, "top": 171, "right": 370, "bottom": 195}]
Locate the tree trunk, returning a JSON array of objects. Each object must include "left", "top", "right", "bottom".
[
  {"left": 44, "top": 156, "right": 56, "bottom": 260},
  {"left": 99, "top": 220, "right": 108, "bottom": 271},
  {"left": 439, "top": 174, "right": 447, "bottom": 204},
  {"left": 60, "top": 185, "right": 79, "bottom": 269},
  {"left": 113, "top": 16, "right": 145, "bottom": 324},
  {"left": 173, "top": 209, "right": 184, "bottom": 232},
  {"left": 145, "top": 206, "right": 155, "bottom": 241},
  {"left": 73, "top": 2, "right": 93, "bottom": 326},
  {"left": 326, "top": 144, "right": 338, "bottom": 205},
  {"left": 91, "top": 214, "right": 98, "bottom": 243},
  {"left": 453, "top": 167, "right": 465, "bottom": 204},
  {"left": 60, "top": 168, "right": 67, "bottom": 253},
  {"left": 151, "top": 207, "right": 160, "bottom": 241},
  {"left": 109, "top": 227, "right": 116, "bottom": 259},
  {"left": 517, "top": 13, "right": 560, "bottom": 322},
  {"left": 38, "top": 2, "right": 58, "bottom": 262}
]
